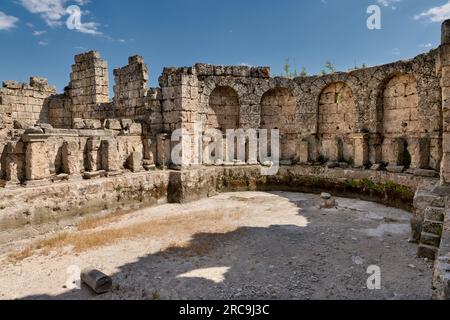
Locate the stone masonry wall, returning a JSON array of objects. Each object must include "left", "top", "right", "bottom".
[
  {"left": 113, "top": 55, "right": 149, "bottom": 119},
  {"left": 0, "top": 77, "right": 56, "bottom": 127},
  {"left": 0, "top": 20, "right": 450, "bottom": 299},
  {"left": 0, "top": 47, "right": 443, "bottom": 187},
  {"left": 68, "top": 51, "right": 111, "bottom": 122}
]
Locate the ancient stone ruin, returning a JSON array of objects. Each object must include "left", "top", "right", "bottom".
[{"left": 2, "top": 20, "right": 450, "bottom": 300}]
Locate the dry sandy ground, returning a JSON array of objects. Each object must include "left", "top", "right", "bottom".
[{"left": 0, "top": 191, "right": 433, "bottom": 300}]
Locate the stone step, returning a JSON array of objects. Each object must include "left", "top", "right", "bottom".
[
  {"left": 422, "top": 219, "right": 444, "bottom": 236},
  {"left": 414, "top": 191, "right": 445, "bottom": 210},
  {"left": 424, "top": 207, "right": 445, "bottom": 222},
  {"left": 418, "top": 244, "right": 439, "bottom": 260},
  {"left": 420, "top": 232, "right": 442, "bottom": 247}
]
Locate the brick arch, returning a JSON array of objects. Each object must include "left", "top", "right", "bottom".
[
  {"left": 377, "top": 73, "right": 423, "bottom": 169},
  {"left": 318, "top": 82, "right": 355, "bottom": 135},
  {"left": 207, "top": 86, "right": 240, "bottom": 131},
  {"left": 312, "top": 74, "right": 359, "bottom": 103},
  {"left": 260, "top": 87, "right": 297, "bottom": 161},
  {"left": 378, "top": 73, "right": 419, "bottom": 136},
  {"left": 260, "top": 87, "right": 296, "bottom": 129},
  {"left": 317, "top": 82, "right": 356, "bottom": 163}
]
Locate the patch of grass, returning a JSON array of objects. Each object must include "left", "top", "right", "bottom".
[
  {"left": 7, "top": 209, "right": 245, "bottom": 262},
  {"left": 344, "top": 179, "right": 413, "bottom": 199},
  {"left": 77, "top": 209, "right": 132, "bottom": 231},
  {"left": 7, "top": 247, "right": 33, "bottom": 262}
]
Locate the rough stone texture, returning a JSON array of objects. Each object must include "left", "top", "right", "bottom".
[
  {"left": 127, "top": 151, "right": 143, "bottom": 172},
  {"left": 113, "top": 55, "right": 148, "bottom": 119},
  {"left": 1, "top": 21, "right": 450, "bottom": 299},
  {"left": 0, "top": 77, "right": 56, "bottom": 127},
  {"left": 0, "top": 165, "right": 436, "bottom": 237},
  {"left": 25, "top": 139, "right": 50, "bottom": 181},
  {"left": 62, "top": 140, "right": 81, "bottom": 175},
  {"left": 69, "top": 51, "right": 110, "bottom": 121},
  {"left": 1, "top": 46, "right": 441, "bottom": 180},
  {"left": 86, "top": 137, "right": 101, "bottom": 172},
  {"left": 101, "top": 138, "right": 121, "bottom": 172},
  {"left": 0, "top": 171, "right": 171, "bottom": 239}
]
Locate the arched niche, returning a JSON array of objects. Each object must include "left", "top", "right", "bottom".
[
  {"left": 380, "top": 74, "right": 426, "bottom": 169},
  {"left": 260, "top": 87, "right": 297, "bottom": 161},
  {"left": 317, "top": 82, "right": 355, "bottom": 163},
  {"left": 207, "top": 86, "right": 240, "bottom": 131}
]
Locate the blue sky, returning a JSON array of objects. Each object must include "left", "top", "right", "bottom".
[{"left": 0, "top": 0, "right": 449, "bottom": 92}]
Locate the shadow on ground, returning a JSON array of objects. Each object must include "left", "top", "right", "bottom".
[{"left": 19, "top": 193, "right": 430, "bottom": 300}]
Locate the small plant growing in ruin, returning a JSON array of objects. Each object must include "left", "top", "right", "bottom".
[
  {"left": 300, "top": 67, "right": 308, "bottom": 78},
  {"left": 325, "top": 61, "right": 336, "bottom": 74},
  {"left": 281, "top": 58, "right": 298, "bottom": 79}
]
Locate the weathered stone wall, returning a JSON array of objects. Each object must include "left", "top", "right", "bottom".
[
  {"left": 207, "top": 86, "right": 240, "bottom": 131},
  {"left": 0, "top": 170, "right": 171, "bottom": 243},
  {"left": 318, "top": 82, "right": 355, "bottom": 163},
  {"left": 261, "top": 87, "right": 297, "bottom": 161},
  {"left": 181, "top": 52, "right": 441, "bottom": 169},
  {"left": 0, "top": 77, "right": 56, "bottom": 127},
  {"left": 0, "top": 20, "right": 449, "bottom": 299},
  {"left": 48, "top": 93, "right": 72, "bottom": 129},
  {"left": 0, "top": 124, "right": 146, "bottom": 185},
  {"left": 0, "top": 165, "right": 437, "bottom": 243},
  {"left": 35, "top": 48, "right": 442, "bottom": 175},
  {"left": 0, "top": 77, "right": 57, "bottom": 180},
  {"left": 69, "top": 51, "right": 110, "bottom": 121},
  {"left": 0, "top": 37, "right": 444, "bottom": 217},
  {"left": 113, "top": 55, "right": 149, "bottom": 119}
]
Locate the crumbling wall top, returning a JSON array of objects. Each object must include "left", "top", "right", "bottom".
[
  {"left": 160, "top": 64, "right": 271, "bottom": 79},
  {"left": 1, "top": 77, "right": 55, "bottom": 93},
  {"left": 74, "top": 50, "right": 101, "bottom": 63}
]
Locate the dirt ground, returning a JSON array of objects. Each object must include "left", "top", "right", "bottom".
[{"left": 0, "top": 191, "right": 433, "bottom": 300}]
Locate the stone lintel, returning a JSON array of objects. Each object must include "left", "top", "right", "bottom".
[{"left": 22, "top": 134, "right": 51, "bottom": 143}]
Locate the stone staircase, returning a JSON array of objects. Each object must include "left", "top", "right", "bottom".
[
  {"left": 418, "top": 206, "right": 445, "bottom": 260},
  {"left": 413, "top": 183, "right": 447, "bottom": 260}
]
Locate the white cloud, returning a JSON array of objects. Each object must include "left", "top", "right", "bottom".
[
  {"left": 19, "top": 0, "right": 67, "bottom": 27},
  {"left": 415, "top": 1, "right": 450, "bottom": 23},
  {"left": 33, "top": 30, "right": 46, "bottom": 36},
  {"left": 377, "top": 0, "right": 401, "bottom": 10},
  {"left": 419, "top": 43, "right": 433, "bottom": 48},
  {"left": 38, "top": 40, "right": 49, "bottom": 46},
  {"left": 0, "top": 11, "right": 19, "bottom": 30},
  {"left": 20, "top": 0, "right": 102, "bottom": 35},
  {"left": 76, "top": 21, "right": 101, "bottom": 35},
  {"left": 74, "top": 0, "right": 91, "bottom": 5}
]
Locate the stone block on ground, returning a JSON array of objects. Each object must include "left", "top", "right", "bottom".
[
  {"left": 386, "top": 165, "right": 405, "bottom": 173},
  {"left": 320, "top": 198, "right": 337, "bottom": 209}
]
